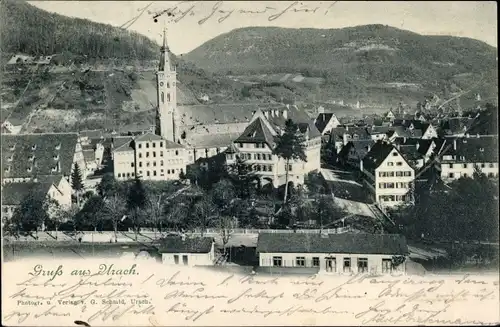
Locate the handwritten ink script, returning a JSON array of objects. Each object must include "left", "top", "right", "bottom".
[
  {"left": 3, "top": 260, "right": 499, "bottom": 326},
  {"left": 149, "top": 1, "right": 339, "bottom": 25}
]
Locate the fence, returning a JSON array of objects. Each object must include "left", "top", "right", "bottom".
[{"left": 131, "top": 227, "right": 350, "bottom": 235}]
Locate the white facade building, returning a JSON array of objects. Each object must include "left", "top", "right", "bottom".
[
  {"left": 158, "top": 237, "right": 215, "bottom": 267},
  {"left": 361, "top": 141, "right": 415, "bottom": 208},
  {"left": 257, "top": 233, "right": 409, "bottom": 275},
  {"left": 226, "top": 106, "right": 322, "bottom": 187}
]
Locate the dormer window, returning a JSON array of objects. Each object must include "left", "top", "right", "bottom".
[
  {"left": 51, "top": 165, "right": 58, "bottom": 172},
  {"left": 9, "top": 144, "right": 15, "bottom": 150},
  {"left": 53, "top": 154, "right": 59, "bottom": 160},
  {"left": 27, "top": 167, "right": 32, "bottom": 172},
  {"left": 31, "top": 144, "right": 37, "bottom": 150},
  {"left": 4, "top": 166, "right": 10, "bottom": 173},
  {"left": 55, "top": 143, "right": 61, "bottom": 150},
  {"left": 7, "top": 155, "right": 13, "bottom": 162},
  {"left": 480, "top": 148, "right": 484, "bottom": 152},
  {"left": 28, "top": 155, "right": 35, "bottom": 161}
]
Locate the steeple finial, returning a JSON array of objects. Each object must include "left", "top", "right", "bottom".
[{"left": 159, "top": 24, "right": 171, "bottom": 72}]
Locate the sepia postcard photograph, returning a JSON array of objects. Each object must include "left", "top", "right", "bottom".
[{"left": 1, "top": 1, "right": 499, "bottom": 326}]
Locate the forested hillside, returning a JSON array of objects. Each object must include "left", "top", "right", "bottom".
[{"left": 0, "top": 0, "right": 158, "bottom": 60}]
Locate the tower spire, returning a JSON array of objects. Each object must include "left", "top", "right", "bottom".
[{"left": 159, "top": 25, "right": 171, "bottom": 72}]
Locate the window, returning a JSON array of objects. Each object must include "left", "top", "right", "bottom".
[
  {"left": 153, "top": 161, "right": 157, "bottom": 167},
  {"left": 138, "top": 144, "right": 142, "bottom": 149},
  {"left": 296, "top": 257, "right": 305, "bottom": 267},
  {"left": 175, "top": 150, "right": 179, "bottom": 156},
  {"left": 161, "top": 92, "right": 164, "bottom": 103},
  {"left": 152, "top": 142, "right": 156, "bottom": 148},
  {"left": 160, "top": 142, "right": 163, "bottom": 147},
  {"left": 182, "top": 255, "right": 188, "bottom": 265},
  {"left": 396, "top": 162, "right": 403, "bottom": 166},
  {"left": 273, "top": 256, "right": 282, "bottom": 267},
  {"left": 449, "top": 163, "right": 453, "bottom": 168},
  {"left": 382, "top": 259, "right": 392, "bottom": 273},
  {"left": 392, "top": 152, "right": 398, "bottom": 156},
  {"left": 146, "top": 143, "right": 150, "bottom": 148},
  {"left": 147, "top": 171, "right": 150, "bottom": 177},
  {"left": 463, "top": 173, "right": 468, "bottom": 178},
  {"left": 146, "top": 162, "right": 150, "bottom": 167},
  {"left": 287, "top": 164, "right": 292, "bottom": 171},
  {"left": 117, "top": 173, "right": 121, "bottom": 178},
  {"left": 312, "top": 257, "right": 320, "bottom": 267},
  {"left": 481, "top": 163, "right": 486, "bottom": 168},
  {"left": 403, "top": 171, "right": 411, "bottom": 177},
  {"left": 343, "top": 258, "right": 351, "bottom": 273},
  {"left": 387, "top": 162, "right": 394, "bottom": 166},
  {"left": 153, "top": 171, "right": 157, "bottom": 176},
  {"left": 488, "top": 172, "right": 494, "bottom": 177},
  {"left": 160, "top": 160, "right": 164, "bottom": 166},
  {"left": 167, "top": 93, "right": 171, "bottom": 101},
  {"left": 489, "top": 163, "right": 494, "bottom": 168},
  {"left": 139, "top": 153, "right": 142, "bottom": 158},
  {"left": 357, "top": 258, "right": 368, "bottom": 273},
  {"left": 139, "top": 170, "right": 143, "bottom": 176},
  {"left": 146, "top": 152, "right": 150, "bottom": 158},
  {"left": 131, "top": 162, "right": 134, "bottom": 167},
  {"left": 126, "top": 173, "right": 130, "bottom": 177},
  {"left": 326, "top": 257, "right": 336, "bottom": 272},
  {"left": 463, "top": 163, "right": 468, "bottom": 168},
  {"left": 239, "top": 143, "right": 243, "bottom": 148},
  {"left": 174, "top": 255, "right": 179, "bottom": 264},
  {"left": 153, "top": 151, "right": 156, "bottom": 158}
]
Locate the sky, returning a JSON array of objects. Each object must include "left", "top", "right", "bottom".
[{"left": 30, "top": 1, "right": 498, "bottom": 55}]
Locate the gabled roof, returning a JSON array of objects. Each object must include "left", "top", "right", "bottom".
[
  {"left": 256, "top": 233, "right": 408, "bottom": 255},
  {"left": 314, "top": 113, "right": 335, "bottom": 133},
  {"left": 1, "top": 181, "right": 54, "bottom": 205},
  {"left": 362, "top": 141, "right": 397, "bottom": 173},
  {"left": 186, "top": 133, "right": 242, "bottom": 149},
  {"left": 157, "top": 236, "right": 214, "bottom": 253},
  {"left": 234, "top": 116, "right": 275, "bottom": 146},
  {"left": 441, "top": 136, "right": 498, "bottom": 163},
  {"left": 2, "top": 133, "right": 79, "bottom": 179},
  {"left": 262, "top": 105, "right": 322, "bottom": 139},
  {"left": 112, "top": 137, "right": 134, "bottom": 153},
  {"left": 134, "top": 132, "right": 164, "bottom": 142}
]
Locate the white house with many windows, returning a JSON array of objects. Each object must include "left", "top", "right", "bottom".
[
  {"left": 360, "top": 141, "right": 415, "bottom": 208},
  {"left": 440, "top": 135, "right": 498, "bottom": 181},
  {"left": 226, "top": 106, "right": 322, "bottom": 187},
  {"left": 256, "top": 233, "right": 409, "bottom": 274},
  {"left": 112, "top": 132, "right": 187, "bottom": 181}
]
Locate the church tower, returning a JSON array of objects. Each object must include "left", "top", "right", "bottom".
[{"left": 156, "top": 28, "right": 177, "bottom": 142}]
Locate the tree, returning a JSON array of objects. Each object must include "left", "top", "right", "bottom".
[
  {"left": 102, "top": 194, "right": 126, "bottom": 242},
  {"left": 193, "top": 197, "right": 216, "bottom": 236},
  {"left": 51, "top": 203, "right": 79, "bottom": 239},
  {"left": 218, "top": 215, "right": 235, "bottom": 254},
  {"left": 126, "top": 178, "right": 147, "bottom": 240},
  {"left": 273, "top": 119, "right": 307, "bottom": 203},
  {"left": 11, "top": 188, "right": 52, "bottom": 238},
  {"left": 97, "top": 173, "right": 118, "bottom": 198},
  {"left": 226, "top": 156, "right": 257, "bottom": 199},
  {"left": 74, "top": 195, "right": 104, "bottom": 232},
  {"left": 71, "top": 163, "right": 84, "bottom": 206}
]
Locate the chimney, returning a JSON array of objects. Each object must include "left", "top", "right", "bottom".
[
  {"left": 270, "top": 110, "right": 274, "bottom": 118},
  {"left": 403, "top": 137, "right": 406, "bottom": 144},
  {"left": 360, "top": 159, "right": 364, "bottom": 172},
  {"left": 264, "top": 111, "right": 269, "bottom": 119},
  {"left": 181, "top": 233, "right": 186, "bottom": 241},
  {"left": 453, "top": 139, "right": 457, "bottom": 150}
]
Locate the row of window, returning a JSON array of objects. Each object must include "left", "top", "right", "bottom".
[
  {"left": 378, "top": 194, "right": 408, "bottom": 202},
  {"left": 447, "top": 163, "right": 495, "bottom": 169},
  {"left": 378, "top": 182, "right": 410, "bottom": 189},
  {"left": 378, "top": 171, "right": 412, "bottom": 177},
  {"left": 137, "top": 141, "right": 168, "bottom": 149},
  {"left": 138, "top": 168, "right": 183, "bottom": 177},
  {"left": 135, "top": 160, "right": 182, "bottom": 168},
  {"left": 447, "top": 172, "right": 498, "bottom": 179},
  {"left": 173, "top": 255, "right": 188, "bottom": 265},
  {"left": 387, "top": 161, "right": 404, "bottom": 167},
  {"left": 253, "top": 164, "right": 274, "bottom": 172},
  {"left": 271, "top": 256, "right": 393, "bottom": 273},
  {"left": 138, "top": 150, "right": 179, "bottom": 158},
  {"left": 117, "top": 172, "right": 135, "bottom": 178}
]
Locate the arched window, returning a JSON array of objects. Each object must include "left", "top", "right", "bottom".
[
  {"left": 167, "top": 93, "right": 171, "bottom": 102},
  {"left": 167, "top": 82, "right": 170, "bottom": 88},
  {"left": 161, "top": 92, "right": 164, "bottom": 103}
]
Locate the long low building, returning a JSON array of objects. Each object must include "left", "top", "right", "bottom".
[{"left": 256, "top": 232, "right": 409, "bottom": 274}]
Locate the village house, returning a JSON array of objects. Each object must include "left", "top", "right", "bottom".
[
  {"left": 338, "top": 139, "right": 375, "bottom": 168},
  {"left": 441, "top": 117, "right": 477, "bottom": 137},
  {"left": 157, "top": 236, "right": 215, "bottom": 267},
  {"left": 112, "top": 132, "right": 187, "bottom": 181},
  {"left": 390, "top": 120, "right": 438, "bottom": 140},
  {"left": 314, "top": 112, "right": 341, "bottom": 135},
  {"left": 1, "top": 118, "right": 23, "bottom": 135},
  {"left": 226, "top": 105, "right": 322, "bottom": 188},
  {"left": 1, "top": 133, "right": 87, "bottom": 184},
  {"left": 256, "top": 233, "right": 409, "bottom": 274},
  {"left": 360, "top": 141, "right": 415, "bottom": 208},
  {"left": 439, "top": 135, "right": 498, "bottom": 181},
  {"left": 1, "top": 175, "right": 72, "bottom": 220}
]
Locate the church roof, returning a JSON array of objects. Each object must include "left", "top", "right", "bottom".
[
  {"left": 134, "top": 132, "right": 164, "bottom": 142},
  {"left": 185, "top": 132, "right": 242, "bottom": 148}
]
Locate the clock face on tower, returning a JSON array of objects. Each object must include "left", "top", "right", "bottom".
[{"left": 160, "top": 82, "right": 164, "bottom": 87}]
